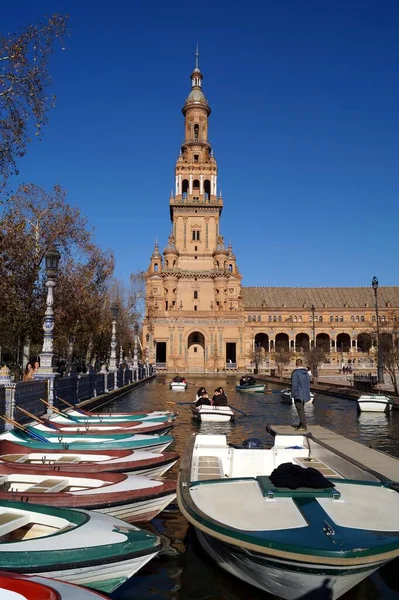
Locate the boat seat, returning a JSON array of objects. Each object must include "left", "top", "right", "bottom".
[
  {"left": 0, "top": 513, "right": 31, "bottom": 538},
  {"left": 26, "top": 478, "right": 69, "bottom": 493},
  {"left": 55, "top": 455, "right": 80, "bottom": 463},
  {"left": 257, "top": 476, "right": 341, "bottom": 499},
  {"left": 195, "top": 456, "right": 224, "bottom": 481},
  {"left": 0, "top": 455, "right": 29, "bottom": 463},
  {"left": 293, "top": 457, "right": 343, "bottom": 479}
]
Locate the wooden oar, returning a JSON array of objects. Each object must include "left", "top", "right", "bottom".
[
  {"left": 16, "top": 406, "right": 61, "bottom": 430},
  {"left": 228, "top": 404, "right": 248, "bottom": 417},
  {"left": 57, "top": 397, "right": 76, "bottom": 410},
  {"left": 40, "top": 398, "right": 68, "bottom": 417},
  {"left": 0, "top": 414, "right": 27, "bottom": 431},
  {"left": 0, "top": 415, "right": 51, "bottom": 443}
]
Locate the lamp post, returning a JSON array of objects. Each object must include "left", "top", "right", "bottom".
[
  {"left": 311, "top": 304, "right": 316, "bottom": 349},
  {"left": 109, "top": 303, "right": 119, "bottom": 372},
  {"left": 372, "top": 276, "right": 384, "bottom": 384},
  {"left": 35, "top": 245, "right": 61, "bottom": 410}
]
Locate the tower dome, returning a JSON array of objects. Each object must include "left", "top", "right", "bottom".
[{"left": 163, "top": 234, "right": 179, "bottom": 256}]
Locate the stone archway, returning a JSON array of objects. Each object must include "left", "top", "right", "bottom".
[
  {"left": 316, "top": 333, "right": 330, "bottom": 353},
  {"left": 357, "top": 332, "right": 372, "bottom": 352},
  {"left": 295, "top": 333, "right": 309, "bottom": 353},
  {"left": 275, "top": 333, "right": 289, "bottom": 352},
  {"left": 187, "top": 331, "right": 205, "bottom": 373},
  {"left": 336, "top": 333, "right": 351, "bottom": 353},
  {"left": 255, "top": 333, "right": 269, "bottom": 353}
]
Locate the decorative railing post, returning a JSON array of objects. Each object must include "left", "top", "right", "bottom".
[
  {"left": 34, "top": 245, "right": 61, "bottom": 414},
  {"left": 0, "top": 366, "right": 16, "bottom": 430}
]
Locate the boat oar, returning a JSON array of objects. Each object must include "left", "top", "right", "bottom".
[
  {"left": 0, "top": 415, "right": 51, "bottom": 443},
  {"left": 16, "top": 406, "right": 61, "bottom": 431},
  {"left": 228, "top": 404, "right": 248, "bottom": 417},
  {"left": 176, "top": 402, "right": 196, "bottom": 406},
  {"left": 57, "top": 396, "right": 78, "bottom": 410},
  {"left": 0, "top": 414, "right": 28, "bottom": 431}
]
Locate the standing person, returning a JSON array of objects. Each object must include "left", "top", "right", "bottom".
[
  {"left": 33, "top": 360, "right": 40, "bottom": 375},
  {"left": 291, "top": 358, "right": 311, "bottom": 431},
  {"left": 212, "top": 387, "right": 228, "bottom": 406},
  {"left": 23, "top": 363, "right": 34, "bottom": 382}
]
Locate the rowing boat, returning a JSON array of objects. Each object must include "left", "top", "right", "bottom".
[
  {"left": 0, "top": 430, "right": 174, "bottom": 452},
  {"left": 0, "top": 571, "right": 109, "bottom": 599},
  {"left": 0, "top": 500, "right": 161, "bottom": 593},
  {"left": 0, "top": 440, "right": 179, "bottom": 476},
  {"left": 0, "top": 467, "right": 176, "bottom": 522},
  {"left": 190, "top": 405, "right": 235, "bottom": 423}
]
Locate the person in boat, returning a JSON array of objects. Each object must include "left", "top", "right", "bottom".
[
  {"left": 181, "top": 377, "right": 186, "bottom": 384},
  {"left": 212, "top": 387, "right": 228, "bottom": 406},
  {"left": 291, "top": 358, "right": 311, "bottom": 431},
  {"left": 240, "top": 375, "right": 256, "bottom": 387},
  {"left": 173, "top": 374, "right": 182, "bottom": 383},
  {"left": 195, "top": 390, "right": 212, "bottom": 407},
  {"left": 196, "top": 386, "right": 207, "bottom": 401}
]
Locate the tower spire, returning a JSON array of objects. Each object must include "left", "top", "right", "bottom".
[{"left": 195, "top": 43, "right": 199, "bottom": 70}]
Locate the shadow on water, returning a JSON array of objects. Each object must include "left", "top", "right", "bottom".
[
  {"left": 107, "top": 376, "right": 399, "bottom": 600},
  {"left": 296, "top": 578, "right": 333, "bottom": 600}
]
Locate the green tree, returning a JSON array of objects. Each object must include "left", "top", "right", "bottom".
[
  {"left": 0, "top": 14, "right": 68, "bottom": 191},
  {"left": 274, "top": 350, "right": 292, "bottom": 378},
  {"left": 305, "top": 347, "right": 326, "bottom": 380}
]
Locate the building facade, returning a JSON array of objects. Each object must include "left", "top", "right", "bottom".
[{"left": 144, "top": 57, "right": 399, "bottom": 373}]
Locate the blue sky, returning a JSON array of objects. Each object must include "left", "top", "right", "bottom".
[{"left": 4, "top": 1, "right": 399, "bottom": 287}]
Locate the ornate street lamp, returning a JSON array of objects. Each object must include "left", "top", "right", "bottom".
[
  {"left": 109, "top": 303, "right": 119, "bottom": 372},
  {"left": 311, "top": 304, "right": 316, "bottom": 349},
  {"left": 133, "top": 323, "right": 139, "bottom": 370},
  {"left": 35, "top": 245, "right": 61, "bottom": 409},
  {"left": 372, "top": 276, "right": 384, "bottom": 384}
]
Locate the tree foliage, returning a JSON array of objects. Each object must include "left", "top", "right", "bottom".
[
  {"left": 0, "top": 14, "right": 68, "bottom": 190},
  {"left": 305, "top": 347, "right": 326, "bottom": 379},
  {"left": 0, "top": 183, "right": 118, "bottom": 367},
  {"left": 274, "top": 350, "right": 292, "bottom": 377}
]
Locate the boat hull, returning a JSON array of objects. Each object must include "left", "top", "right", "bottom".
[
  {"left": 0, "top": 572, "right": 109, "bottom": 599},
  {"left": 235, "top": 384, "right": 265, "bottom": 393},
  {"left": 196, "top": 529, "right": 383, "bottom": 600},
  {"left": 357, "top": 396, "right": 392, "bottom": 413},
  {"left": 0, "top": 441, "right": 178, "bottom": 476},
  {"left": 0, "top": 501, "right": 161, "bottom": 593},
  {"left": 191, "top": 406, "right": 234, "bottom": 422},
  {"left": 169, "top": 382, "right": 187, "bottom": 390},
  {"left": 1, "top": 431, "right": 173, "bottom": 452}
]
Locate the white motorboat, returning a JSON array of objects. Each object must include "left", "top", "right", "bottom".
[
  {"left": 279, "top": 388, "right": 314, "bottom": 404},
  {"left": 191, "top": 405, "right": 235, "bottom": 423},
  {"left": 169, "top": 381, "right": 187, "bottom": 390},
  {"left": 357, "top": 394, "right": 393, "bottom": 413},
  {"left": 178, "top": 433, "right": 399, "bottom": 600}
]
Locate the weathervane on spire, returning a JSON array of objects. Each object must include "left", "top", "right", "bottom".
[{"left": 195, "top": 42, "right": 199, "bottom": 69}]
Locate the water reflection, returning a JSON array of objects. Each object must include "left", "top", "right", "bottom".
[{"left": 108, "top": 376, "right": 399, "bottom": 600}]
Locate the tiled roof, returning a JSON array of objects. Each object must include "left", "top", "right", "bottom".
[{"left": 242, "top": 287, "right": 399, "bottom": 309}]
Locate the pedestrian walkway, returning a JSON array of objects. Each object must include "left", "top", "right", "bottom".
[{"left": 266, "top": 424, "right": 399, "bottom": 483}]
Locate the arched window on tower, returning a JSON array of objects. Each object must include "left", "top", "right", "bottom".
[
  {"left": 193, "top": 179, "right": 200, "bottom": 192},
  {"left": 194, "top": 124, "right": 199, "bottom": 139},
  {"left": 204, "top": 179, "right": 211, "bottom": 200},
  {"left": 154, "top": 263, "right": 158, "bottom": 272},
  {"left": 228, "top": 264, "right": 233, "bottom": 272},
  {"left": 193, "top": 291, "right": 198, "bottom": 300},
  {"left": 182, "top": 179, "right": 189, "bottom": 196}
]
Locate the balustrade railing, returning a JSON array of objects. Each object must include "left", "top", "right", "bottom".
[
  {"left": 0, "top": 387, "right": 5, "bottom": 433},
  {"left": 1, "top": 366, "right": 155, "bottom": 430}
]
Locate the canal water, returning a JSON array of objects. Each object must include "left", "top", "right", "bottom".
[{"left": 108, "top": 376, "right": 399, "bottom": 600}]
